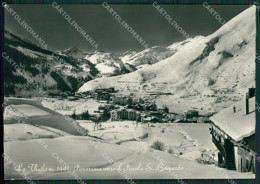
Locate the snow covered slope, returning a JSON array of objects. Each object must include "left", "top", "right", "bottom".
[
  {"left": 4, "top": 30, "right": 99, "bottom": 96},
  {"left": 79, "top": 6, "right": 256, "bottom": 102},
  {"left": 119, "top": 49, "right": 137, "bottom": 63},
  {"left": 3, "top": 31, "right": 134, "bottom": 96},
  {"left": 85, "top": 50, "right": 131, "bottom": 76},
  {"left": 122, "top": 46, "right": 177, "bottom": 67}
]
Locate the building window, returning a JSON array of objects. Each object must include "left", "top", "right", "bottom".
[{"left": 246, "top": 159, "right": 249, "bottom": 170}]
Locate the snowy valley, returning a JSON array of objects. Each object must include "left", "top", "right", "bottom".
[{"left": 3, "top": 5, "right": 257, "bottom": 180}]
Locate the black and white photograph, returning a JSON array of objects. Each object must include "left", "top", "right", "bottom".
[{"left": 2, "top": 1, "right": 259, "bottom": 181}]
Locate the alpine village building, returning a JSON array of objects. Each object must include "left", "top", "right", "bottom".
[
  {"left": 110, "top": 109, "right": 137, "bottom": 121},
  {"left": 209, "top": 88, "right": 256, "bottom": 173}
]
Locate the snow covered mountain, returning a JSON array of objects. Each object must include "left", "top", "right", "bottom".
[
  {"left": 3, "top": 31, "right": 138, "bottom": 96},
  {"left": 3, "top": 30, "right": 99, "bottom": 96},
  {"left": 119, "top": 49, "right": 137, "bottom": 63},
  {"left": 121, "top": 46, "right": 177, "bottom": 67},
  {"left": 61, "top": 47, "right": 86, "bottom": 59},
  {"left": 85, "top": 50, "right": 134, "bottom": 76},
  {"left": 78, "top": 6, "right": 256, "bottom": 110}
]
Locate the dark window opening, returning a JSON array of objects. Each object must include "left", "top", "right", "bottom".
[{"left": 246, "top": 159, "right": 249, "bottom": 170}]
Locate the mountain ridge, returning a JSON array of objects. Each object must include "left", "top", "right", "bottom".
[{"left": 78, "top": 6, "right": 256, "bottom": 111}]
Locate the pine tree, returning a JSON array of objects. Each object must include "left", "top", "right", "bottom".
[
  {"left": 72, "top": 110, "right": 77, "bottom": 120},
  {"left": 82, "top": 110, "right": 90, "bottom": 120}
]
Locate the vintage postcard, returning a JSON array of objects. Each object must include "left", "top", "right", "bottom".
[{"left": 2, "top": 2, "right": 258, "bottom": 181}]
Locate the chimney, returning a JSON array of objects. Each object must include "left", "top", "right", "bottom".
[
  {"left": 248, "top": 88, "right": 256, "bottom": 98},
  {"left": 246, "top": 92, "right": 249, "bottom": 115}
]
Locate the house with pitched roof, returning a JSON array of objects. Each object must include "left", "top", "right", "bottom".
[{"left": 209, "top": 89, "right": 256, "bottom": 173}]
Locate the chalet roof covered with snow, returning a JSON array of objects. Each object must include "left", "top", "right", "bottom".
[{"left": 210, "top": 97, "right": 255, "bottom": 142}]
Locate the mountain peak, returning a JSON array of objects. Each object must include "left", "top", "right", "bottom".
[
  {"left": 78, "top": 6, "right": 256, "bottom": 112},
  {"left": 62, "top": 47, "right": 86, "bottom": 59}
]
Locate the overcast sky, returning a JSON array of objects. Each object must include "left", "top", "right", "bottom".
[{"left": 5, "top": 4, "right": 249, "bottom": 53}]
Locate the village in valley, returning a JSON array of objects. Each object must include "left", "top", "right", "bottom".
[
  {"left": 3, "top": 4, "right": 257, "bottom": 180},
  {"left": 39, "top": 85, "right": 256, "bottom": 175},
  {"left": 4, "top": 85, "right": 256, "bottom": 179},
  {"left": 45, "top": 86, "right": 212, "bottom": 125}
]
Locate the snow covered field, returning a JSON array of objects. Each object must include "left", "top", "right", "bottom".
[
  {"left": 41, "top": 98, "right": 106, "bottom": 116},
  {"left": 4, "top": 100, "right": 255, "bottom": 179},
  {"left": 4, "top": 124, "right": 254, "bottom": 179},
  {"left": 79, "top": 121, "right": 217, "bottom": 161}
]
